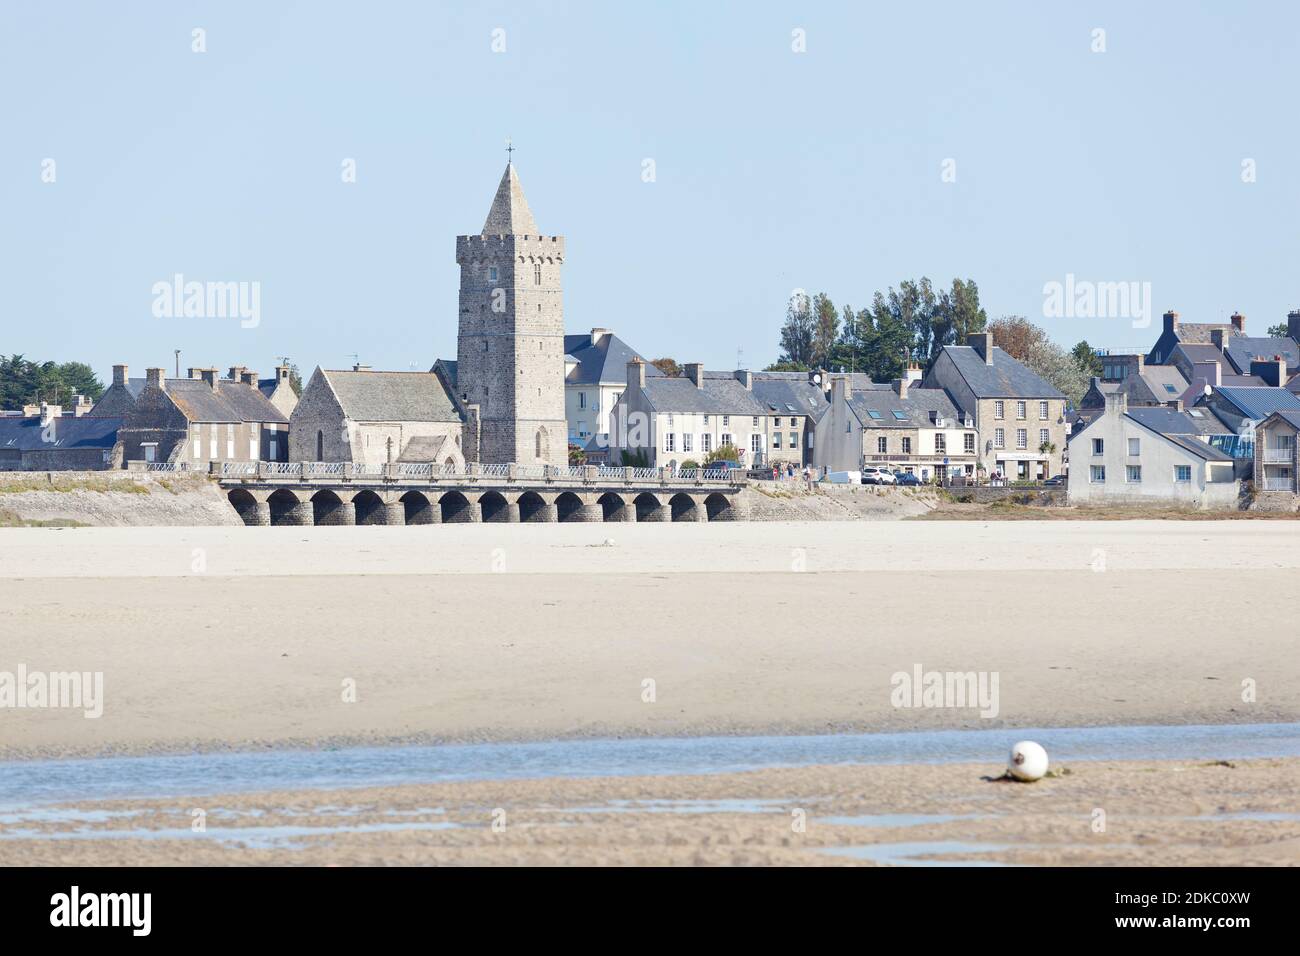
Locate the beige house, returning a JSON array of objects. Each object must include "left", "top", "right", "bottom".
[
  {"left": 117, "top": 367, "right": 290, "bottom": 466},
  {"left": 816, "top": 370, "right": 977, "bottom": 479},
  {"left": 563, "top": 328, "right": 660, "bottom": 457},
  {"left": 1254, "top": 410, "right": 1300, "bottom": 493},
  {"left": 923, "top": 333, "right": 1069, "bottom": 480}
]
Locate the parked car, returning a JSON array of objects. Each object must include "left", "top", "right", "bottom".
[
  {"left": 1042, "top": 474, "right": 1066, "bottom": 487},
  {"left": 861, "top": 466, "right": 897, "bottom": 485},
  {"left": 892, "top": 471, "right": 922, "bottom": 486}
]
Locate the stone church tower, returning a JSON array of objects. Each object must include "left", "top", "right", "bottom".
[{"left": 455, "top": 163, "right": 568, "bottom": 466}]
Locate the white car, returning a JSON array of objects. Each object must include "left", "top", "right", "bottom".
[{"left": 861, "top": 466, "right": 897, "bottom": 485}]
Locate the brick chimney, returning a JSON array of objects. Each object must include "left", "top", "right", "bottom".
[
  {"left": 1289, "top": 309, "right": 1300, "bottom": 342},
  {"left": 1103, "top": 389, "right": 1128, "bottom": 414},
  {"left": 733, "top": 369, "right": 752, "bottom": 390},
  {"left": 71, "top": 394, "right": 92, "bottom": 416},
  {"left": 241, "top": 371, "right": 258, "bottom": 386},
  {"left": 352, "top": 363, "right": 372, "bottom": 372},
  {"left": 893, "top": 377, "right": 911, "bottom": 400},
  {"left": 1193, "top": 360, "right": 1222, "bottom": 388},
  {"left": 276, "top": 364, "right": 291, "bottom": 383},
  {"left": 1163, "top": 310, "right": 1179, "bottom": 335},
  {"left": 39, "top": 403, "right": 61, "bottom": 427},
  {"left": 112, "top": 364, "right": 127, "bottom": 387},
  {"left": 968, "top": 332, "right": 994, "bottom": 365},
  {"left": 626, "top": 357, "right": 646, "bottom": 389},
  {"left": 1230, "top": 312, "right": 1245, "bottom": 332},
  {"left": 1249, "top": 356, "right": 1286, "bottom": 388},
  {"left": 589, "top": 328, "right": 611, "bottom": 347},
  {"left": 684, "top": 363, "right": 704, "bottom": 388},
  {"left": 1210, "top": 329, "right": 1230, "bottom": 352},
  {"left": 227, "top": 365, "right": 247, "bottom": 382},
  {"left": 199, "top": 368, "right": 219, "bottom": 390},
  {"left": 146, "top": 367, "right": 166, "bottom": 390},
  {"left": 1165, "top": 399, "right": 1184, "bottom": 411},
  {"left": 903, "top": 362, "right": 923, "bottom": 383}
]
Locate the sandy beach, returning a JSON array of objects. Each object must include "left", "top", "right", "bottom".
[{"left": 1, "top": 521, "right": 1298, "bottom": 759}]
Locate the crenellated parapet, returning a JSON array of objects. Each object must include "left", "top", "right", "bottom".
[{"left": 456, "top": 234, "right": 565, "bottom": 265}]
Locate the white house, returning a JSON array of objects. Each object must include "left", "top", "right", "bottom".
[{"left": 1067, "top": 393, "right": 1239, "bottom": 508}]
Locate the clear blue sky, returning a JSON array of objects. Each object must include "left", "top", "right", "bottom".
[{"left": 3, "top": 1, "right": 1298, "bottom": 383}]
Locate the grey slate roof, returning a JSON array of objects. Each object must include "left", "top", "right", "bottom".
[
  {"left": 640, "top": 376, "right": 768, "bottom": 415},
  {"left": 1214, "top": 386, "right": 1300, "bottom": 420},
  {"left": 937, "top": 345, "right": 1065, "bottom": 399},
  {"left": 322, "top": 370, "right": 461, "bottom": 423},
  {"left": 1223, "top": 336, "right": 1300, "bottom": 374},
  {"left": 563, "top": 333, "right": 662, "bottom": 385},
  {"left": 1172, "top": 322, "right": 1239, "bottom": 345},
  {"left": 0, "top": 416, "right": 120, "bottom": 451},
  {"left": 1164, "top": 434, "right": 1235, "bottom": 461},
  {"left": 1125, "top": 406, "right": 1230, "bottom": 436},
  {"left": 848, "top": 387, "right": 961, "bottom": 428},
  {"left": 398, "top": 434, "right": 451, "bottom": 462},
  {"left": 750, "top": 377, "right": 826, "bottom": 419},
  {"left": 1268, "top": 409, "right": 1300, "bottom": 429},
  {"left": 163, "top": 379, "right": 288, "bottom": 425}
]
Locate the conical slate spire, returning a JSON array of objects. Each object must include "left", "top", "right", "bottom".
[{"left": 481, "top": 162, "right": 539, "bottom": 236}]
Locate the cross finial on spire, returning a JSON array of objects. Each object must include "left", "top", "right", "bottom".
[{"left": 505, "top": 137, "right": 514, "bottom": 162}]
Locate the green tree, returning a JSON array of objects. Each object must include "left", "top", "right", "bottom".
[
  {"left": 810, "top": 292, "right": 840, "bottom": 369},
  {"left": 933, "top": 278, "right": 987, "bottom": 357},
  {"left": 287, "top": 363, "right": 304, "bottom": 397},
  {"left": 777, "top": 292, "right": 815, "bottom": 367},
  {"left": 1070, "top": 341, "right": 1103, "bottom": 377},
  {"left": 763, "top": 359, "right": 810, "bottom": 372},
  {"left": 1267, "top": 322, "right": 1289, "bottom": 338},
  {"left": 704, "top": 444, "right": 740, "bottom": 464},
  {"left": 649, "top": 357, "right": 681, "bottom": 377}
]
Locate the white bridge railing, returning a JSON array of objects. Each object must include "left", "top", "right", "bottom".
[{"left": 209, "top": 459, "right": 745, "bottom": 486}]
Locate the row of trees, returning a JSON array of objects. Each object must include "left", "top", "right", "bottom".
[
  {"left": 769, "top": 279, "right": 1104, "bottom": 405},
  {"left": 0, "top": 355, "right": 104, "bottom": 410}
]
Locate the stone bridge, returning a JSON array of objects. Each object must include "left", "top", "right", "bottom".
[{"left": 206, "top": 461, "right": 747, "bottom": 527}]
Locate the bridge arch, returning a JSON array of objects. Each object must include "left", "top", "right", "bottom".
[
  {"left": 597, "top": 492, "right": 629, "bottom": 522},
  {"left": 267, "top": 489, "right": 304, "bottom": 526},
  {"left": 312, "top": 489, "right": 351, "bottom": 526},
  {"left": 704, "top": 492, "right": 733, "bottom": 522},
  {"left": 401, "top": 491, "right": 435, "bottom": 525},
  {"left": 517, "top": 491, "right": 550, "bottom": 523},
  {"left": 439, "top": 490, "right": 475, "bottom": 524},
  {"left": 479, "top": 490, "right": 510, "bottom": 523},
  {"left": 227, "top": 488, "right": 260, "bottom": 526},
  {"left": 554, "top": 491, "right": 584, "bottom": 523},
  {"left": 669, "top": 492, "right": 699, "bottom": 522},
  {"left": 634, "top": 492, "right": 664, "bottom": 522},
  {"left": 352, "top": 489, "right": 386, "bottom": 526}
]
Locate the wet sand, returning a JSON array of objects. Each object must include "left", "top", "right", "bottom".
[
  {"left": 2, "top": 757, "right": 1295, "bottom": 866},
  {"left": 2, "top": 522, "right": 1298, "bottom": 758}
]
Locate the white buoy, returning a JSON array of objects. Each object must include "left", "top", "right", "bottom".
[{"left": 1008, "top": 740, "right": 1049, "bottom": 781}]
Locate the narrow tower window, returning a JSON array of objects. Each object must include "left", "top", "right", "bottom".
[{"left": 534, "top": 263, "right": 541, "bottom": 285}]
